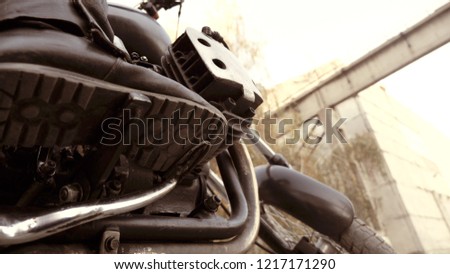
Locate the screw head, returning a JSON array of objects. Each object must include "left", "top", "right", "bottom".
[
  {"left": 105, "top": 237, "right": 120, "bottom": 251},
  {"left": 59, "top": 184, "right": 82, "bottom": 203},
  {"left": 204, "top": 195, "right": 221, "bottom": 212}
]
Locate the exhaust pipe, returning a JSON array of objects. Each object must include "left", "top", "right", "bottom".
[
  {"left": 256, "top": 165, "right": 355, "bottom": 240},
  {"left": 0, "top": 179, "right": 177, "bottom": 246}
]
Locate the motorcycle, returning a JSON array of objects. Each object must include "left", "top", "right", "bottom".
[{"left": 0, "top": 0, "right": 393, "bottom": 254}]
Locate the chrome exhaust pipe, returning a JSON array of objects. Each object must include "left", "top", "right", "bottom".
[{"left": 0, "top": 179, "right": 177, "bottom": 246}]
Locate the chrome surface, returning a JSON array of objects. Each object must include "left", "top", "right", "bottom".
[{"left": 0, "top": 179, "right": 177, "bottom": 245}]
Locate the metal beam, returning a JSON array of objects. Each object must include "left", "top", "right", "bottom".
[{"left": 273, "top": 3, "right": 450, "bottom": 120}]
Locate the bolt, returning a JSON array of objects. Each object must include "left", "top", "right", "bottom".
[
  {"left": 130, "top": 52, "right": 140, "bottom": 60},
  {"left": 37, "top": 160, "right": 57, "bottom": 178},
  {"left": 109, "top": 180, "right": 122, "bottom": 192},
  {"left": 201, "top": 26, "right": 212, "bottom": 36},
  {"left": 59, "top": 184, "right": 82, "bottom": 203},
  {"left": 224, "top": 97, "right": 236, "bottom": 110},
  {"left": 204, "top": 195, "right": 221, "bottom": 212},
  {"left": 105, "top": 236, "right": 120, "bottom": 252}
]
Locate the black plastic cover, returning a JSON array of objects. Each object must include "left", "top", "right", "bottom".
[{"left": 162, "top": 28, "right": 263, "bottom": 118}]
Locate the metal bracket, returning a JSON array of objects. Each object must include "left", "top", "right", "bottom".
[{"left": 86, "top": 93, "right": 152, "bottom": 194}]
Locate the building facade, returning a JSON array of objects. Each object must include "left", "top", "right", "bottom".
[{"left": 267, "top": 67, "right": 450, "bottom": 253}]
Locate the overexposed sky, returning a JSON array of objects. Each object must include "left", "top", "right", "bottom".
[{"left": 109, "top": 0, "right": 450, "bottom": 138}]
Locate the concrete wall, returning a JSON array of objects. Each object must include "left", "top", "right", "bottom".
[
  {"left": 354, "top": 86, "right": 450, "bottom": 253},
  {"left": 268, "top": 62, "right": 450, "bottom": 253}
]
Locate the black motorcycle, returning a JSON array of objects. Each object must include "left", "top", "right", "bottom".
[{"left": 0, "top": 0, "right": 393, "bottom": 254}]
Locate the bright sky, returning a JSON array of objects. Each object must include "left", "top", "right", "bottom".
[{"left": 109, "top": 0, "right": 450, "bottom": 138}]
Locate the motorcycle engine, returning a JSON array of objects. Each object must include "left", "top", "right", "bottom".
[{"left": 0, "top": 27, "right": 262, "bottom": 215}]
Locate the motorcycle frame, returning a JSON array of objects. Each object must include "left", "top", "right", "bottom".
[{"left": 1, "top": 4, "right": 355, "bottom": 254}]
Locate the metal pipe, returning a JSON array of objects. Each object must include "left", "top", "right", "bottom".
[
  {"left": 0, "top": 179, "right": 177, "bottom": 246},
  {"left": 52, "top": 150, "right": 248, "bottom": 242},
  {"left": 119, "top": 142, "right": 260, "bottom": 253},
  {"left": 244, "top": 127, "right": 292, "bottom": 168},
  {"left": 3, "top": 143, "right": 258, "bottom": 253},
  {"left": 256, "top": 164, "right": 354, "bottom": 239},
  {"left": 244, "top": 128, "right": 276, "bottom": 161},
  {"left": 207, "top": 170, "right": 231, "bottom": 216}
]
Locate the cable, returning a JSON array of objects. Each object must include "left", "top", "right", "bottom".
[{"left": 175, "top": 2, "right": 182, "bottom": 38}]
